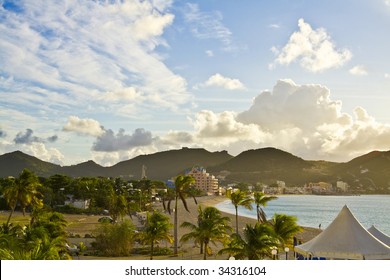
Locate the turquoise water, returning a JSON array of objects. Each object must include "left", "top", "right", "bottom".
[{"left": 215, "top": 195, "right": 390, "bottom": 235}]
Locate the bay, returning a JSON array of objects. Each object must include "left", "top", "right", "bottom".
[{"left": 215, "top": 195, "right": 390, "bottom": 235}]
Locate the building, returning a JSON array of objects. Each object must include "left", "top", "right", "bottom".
[
  {"left": 64, "top": 195, "right": 91, "bottom": 209},
  {"left": 186, "top": 166, "right": 219, "bottom": 195}
]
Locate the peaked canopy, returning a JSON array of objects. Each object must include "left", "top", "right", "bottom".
[
  {"left": 294, "top": 205, "right": 390, "bottom": 260},
  {"left": 368, "top": 225, "right": 390, "bottom": 247}
]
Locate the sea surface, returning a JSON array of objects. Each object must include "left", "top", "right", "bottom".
[{"left": 215, "top": 195, "right": 390, "bottom": 235}]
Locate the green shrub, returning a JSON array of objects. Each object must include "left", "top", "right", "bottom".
[{"left": 92, "top": 220, "right": 136, "bottom": 257}]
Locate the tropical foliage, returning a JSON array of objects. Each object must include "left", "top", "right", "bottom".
[
  {"left": 218, "top": 222, "right": 278, "bottom": 260},
  {"left": 140, "top": 211, "right": 173, "bottom": 260},
  {"left": 167, "top": 175, "right": 197, "bottom": 255},
  {"left": 181, "top": 206, "right": 232, "bottom": 260},
  {"left": 2, "top": 169, "right": 43, "bottom": 225},
  {"left": 253, "top": 192, "right": 278, "bottom": 223},
  {"left": 227, "top": 189, "right": 253, "bottom": 234},
  {"left": 93, "top": 220, "right": 136, "bottom": 257}
]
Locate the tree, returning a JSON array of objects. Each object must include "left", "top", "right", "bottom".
[
  {"left": 109, "top": 193, "right": 128, "bottom": 223},
  {"left": 168, "top": 175, "right": 196, "bottom": 255},
  {"left": 218, "top": 223, "right": 278, "bottom": 260},
  {"left": 3, "top": 169, "right": 43, "bottom": 225},
  {"left": 227, "top": 189, "right": 253, "bottom": 234},
  {"left": 141, "top": 211, "right": 173, "bottom": 260},
  {"left": 181, "top": 206, "right": 232, "bottom": 260},
  {"left": 253, "top": 192, "right": 278, "bottom": 223},
  {"left": 269, "top": 213, "right": 302, "bottom": 248}
]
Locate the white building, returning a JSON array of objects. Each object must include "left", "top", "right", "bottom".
[
  {"left": 337, "top": 181, "right": 350, "bottom": 192},
  {"left": 186, "top": 166, "right": 219, "bottom": 195}
]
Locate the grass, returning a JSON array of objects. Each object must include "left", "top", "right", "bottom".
[{"left": 0, "top": 210, "right": 101, "bottom": 237}]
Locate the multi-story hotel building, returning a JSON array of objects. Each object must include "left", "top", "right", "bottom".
[{"left": 186, "top": 166, "right": 219, "bottom": 195}]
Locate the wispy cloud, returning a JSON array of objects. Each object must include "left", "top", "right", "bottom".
[
  {"left": 0, "top": 0, "right": 191, "bottom": 117},
  {"left": 271, "top": 19, "right": 352, "bottom": 72},
  {"left": 183, "top": 3, "right": 237, "bottom": 51}
]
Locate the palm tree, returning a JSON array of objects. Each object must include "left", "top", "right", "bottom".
[
  {"left": 270, "top": 213, "right": 302, "bottom": 248},
  {"left": 253, "top": 192, "right": 278, "bottom": 223},
  {"left": 141, "top": 211, "right": 173, "bottom": 260},
  {"left": 227, "top": 189, "right": 253, "bottom": 234},
  {"left": 109, "top": 193, "right": 128, "bottom": 223},
  {"left": 3, "top": 169, "right": 43, "bottom": 225},
  {"left": 218, "top": 222, "right": 278, "bottom": 260},
  {"left": 181, "top": 206, "right": 232, "bottom": 260},
  {"left": 168, "top": 175, "right": 196, "bottom": 255}
]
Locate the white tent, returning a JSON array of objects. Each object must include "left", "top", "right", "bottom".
[
  {"left": 368, "top": 225, "right": 390, "bottom": 246},
  {"left": 294, "top": 205, "right": 390, "bottom": 260}
]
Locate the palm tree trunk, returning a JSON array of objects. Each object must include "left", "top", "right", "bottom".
[
  {"left": 203, "top": 242, "right": 208, "bottom": 260},
  {"left": 235, "top": 205, "right": 239, "bottom": 234},
  {"left": 6, "top": 207, "right": 15, "bottom": 226},
  {"left": 173, "top": 195, "right": 178, "bottom": 255},
  {"left": 200, "top": 241, "right": 203, "bottom": 254},
  {"left": 150, "top": 242, "right": 154, "bottom": 260}
]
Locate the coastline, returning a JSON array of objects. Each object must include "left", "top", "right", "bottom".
[{"left": 150, "top": 195, "right": 321, "bottom": 260}]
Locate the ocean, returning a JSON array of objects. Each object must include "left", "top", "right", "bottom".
[{"left": 215, "top": 195, "right": 390, "bottom": 235}]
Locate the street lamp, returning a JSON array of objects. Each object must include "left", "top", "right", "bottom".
[
  {"left": 271, "top": 248, "right": 277, "bottom": 260},
  {"left": 284, "top": 247, "right": 290, "bottom": 260}
]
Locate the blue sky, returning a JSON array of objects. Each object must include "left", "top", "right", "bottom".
[{"left": 1, "top": 0, "right": 390, "bottom": 166}]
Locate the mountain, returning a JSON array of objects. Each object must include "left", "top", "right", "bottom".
[
  {"left": 330, "top": 150, "right": 390, "bottom": 193},
  {"left": 0, "top": 148, "right": 233, "bottom": 180},
  {"left": 0, "top": 151, "right": 60, "bottom": 177},
  {"left": 109, "top": 147, "right": 233, "bottom": 180},
  {"left": 60, "top": 160, "right": 110, "bottom": 178},
  {"left": 0, "top": 148, "right": 389, "bottom": 193},
  {"left": 209, "top": 147, "right": 329, "bottom": 185}
]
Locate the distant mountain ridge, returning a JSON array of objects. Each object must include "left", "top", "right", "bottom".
[
  {"left": 1, "top": 147, "right": 389, "bottom": 193},
  {"left": 0, "top": 148, "right": 233, "bottom": 180}
]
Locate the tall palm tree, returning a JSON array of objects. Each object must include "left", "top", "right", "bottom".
[
  {"left": 218, "top": 222, "right": 278, "bottom": 260},
  {"left": 167, "top": 175, "right": 196, "bottom": 255},
  {"left": 253, "top": 192, "right": 278, "bottom": 223},
  {"left": 270, "top": 213, "right": 302, "bottom": 248},
  {"left": 141, "top": 211, "right": 173, "bottom": 260},
  {"left": 3, "top": 169, "right": 43, "bottom": 225},
  {"left": 227, "top": 189, "right": 253, "bottom": 234},
  {"left": 181, "top": 206, "right": 232, "bottom": 260}
]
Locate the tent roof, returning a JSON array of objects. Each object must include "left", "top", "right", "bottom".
[
  {"left": 368, "top": 225, "right": 390, "bottom": 247},
  {"left": 294, "top": 205, "right": 390, "bottom": 259}
]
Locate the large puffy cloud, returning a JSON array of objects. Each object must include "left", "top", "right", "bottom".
[
  {"left": 63, "top": 116, "right": 104, "bottom": 137},
  {"left": 93, "top": 128, "right": 154, "bottom": 152},
  {"left": 271, "top": 19, "right": 352, "bottom": 72},
  {"left": 187, "top": 79, "right": 390, "bottom": 161}
]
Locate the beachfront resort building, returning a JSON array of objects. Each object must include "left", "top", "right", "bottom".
[{"left": 186, "top": 166, "right": 219, "bottom": 195}]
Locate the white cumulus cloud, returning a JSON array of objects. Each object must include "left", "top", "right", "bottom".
[
  {"left": 271, "top": 19, "right": 352, "bottom": 72},
  {"left": 199, "top": 73, "right": 246, "bottom": 90},
  {"left": 349, "top": 65, "right": 368, "bottom": 76},
  {"left": 63, "top": 116, "right": 104, "bottom": 137},
  {"left": 184, "top": 79, "right": 390, "bottom": 161}
]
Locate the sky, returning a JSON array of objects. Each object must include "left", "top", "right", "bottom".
[{"left": 1, "top": 0, "right": 390, "bottom": 166}]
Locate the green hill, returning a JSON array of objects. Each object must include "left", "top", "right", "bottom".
[
  {"left": 0, "top": 151, "right": 60, "bottom": 177},
  {"left": 110, "top": 147, "right": 233, "bottom": 180}
]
